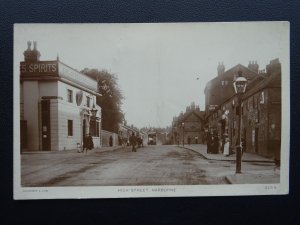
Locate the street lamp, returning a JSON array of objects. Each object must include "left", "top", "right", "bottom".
[
  {"left": 90, "top": 103, "right": 98, "bottom": 118},
  {"left": 182, "top": 122, "right": 185, "bottom": 147},
  {"left": 233, "top": 70, "right": 247, "bottom": 173},
  {"left": 87, "top": 94, "right": 98, "bottom": 118}
]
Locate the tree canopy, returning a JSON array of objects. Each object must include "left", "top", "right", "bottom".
[{"left": 81, "top": 68, "right": 124, "bottom": 133}]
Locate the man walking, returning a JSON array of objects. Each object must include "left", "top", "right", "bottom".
[{"left": 129, "top": 132, "right": 137, "bottom": 152}]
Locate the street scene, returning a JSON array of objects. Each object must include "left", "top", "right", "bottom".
[
  {"left": 14, "top": 23, "right": 289, "bottom": 198},
  {"left": 21, "top": 144, "right": 278, "bottom": 186}
]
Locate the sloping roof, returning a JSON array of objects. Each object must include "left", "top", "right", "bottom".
[
  {"left": 180, "top": 110, "right": 205, "bottom": 123},
  {"left": 204, "top": 64, "right": 263, "bottom": 93},
  {"left": 243, "top": 71, "right": 281, "bottom": 99}
]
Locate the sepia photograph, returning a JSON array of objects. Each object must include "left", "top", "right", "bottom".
[{"left": 13, "top": 22, "right": 290, "bottom": 199}]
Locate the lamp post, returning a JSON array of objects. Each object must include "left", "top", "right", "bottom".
[
  {"left": 233, "top": 70, "right": 247, "bottom": 174},
  {"left": 182, "top": 122, "right": 185, "bottom": 147}
]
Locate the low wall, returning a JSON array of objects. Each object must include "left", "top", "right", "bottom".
[{"left": 101, "top": 130, "right": 118, "bottom": 147}]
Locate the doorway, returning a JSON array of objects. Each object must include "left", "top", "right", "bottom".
[{"left": 41, "top": 100, "right": 51, "bottom": 151}]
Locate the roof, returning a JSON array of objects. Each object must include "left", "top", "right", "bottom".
[
  {"left": 177, "top": 110, "right": 205, "bottom": 123},
  {"left": 243, "top": 71, "right": 281, "bottom": 99}
]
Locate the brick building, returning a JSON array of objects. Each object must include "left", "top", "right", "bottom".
[
  {"left": 20, "top": 41, "right": 102, "bottom": 152},
  {"left": 205, "top": 59, "right": 281, "bottom": 159},
  {"left": 171, "top": 102, "right": 205, "bottom": 145}
]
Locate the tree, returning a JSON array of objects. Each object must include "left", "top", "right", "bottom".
[{"left": 81, "top": 68, "right": 124, "bottom": 133}]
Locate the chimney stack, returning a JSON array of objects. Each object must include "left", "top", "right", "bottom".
[
  {"left": 23, "top": 41, "right": 41, "bottom": 62},
  {"left": 248, "top": 60, "right": 259, "bottom": 73},
  {"left": 217, "top": 62, "right": 225, "bottom": 76}
]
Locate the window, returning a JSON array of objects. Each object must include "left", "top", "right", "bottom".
[
  {"left": 67, "top": 89, "right": 73, "bottom": 103},
  {"left": 86, "top": 96, "right": 91, "bottom": 107},
  {"left": 68, "top": 120, "right": 73, "bottom": 136}
]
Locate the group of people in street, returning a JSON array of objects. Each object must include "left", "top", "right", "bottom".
[
  {"left": 206, "top": 131, "right": 246, "bottom": 157},
  {"left": 78, "top": 132, "right": 144, "bottom": 154}
]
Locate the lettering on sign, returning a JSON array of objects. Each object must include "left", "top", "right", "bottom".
[{"left": 20, "top": 62, "right": 58, "bottom": 75}]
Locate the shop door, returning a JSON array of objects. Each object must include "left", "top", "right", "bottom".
[{"left": 41, "top": 100, "right": 51, "bottom": 151}]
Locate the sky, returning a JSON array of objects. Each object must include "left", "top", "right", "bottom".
[{"left": 14, "top": 22, "right": 289, "bottom": 128}]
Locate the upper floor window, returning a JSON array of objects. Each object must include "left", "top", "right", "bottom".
[{"left": 67, "top": 89, "right": 73, "bottom": 103}]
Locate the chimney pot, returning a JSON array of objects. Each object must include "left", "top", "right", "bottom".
[{"left": 27, "top": 41, "right": 32, "bottom": 50}]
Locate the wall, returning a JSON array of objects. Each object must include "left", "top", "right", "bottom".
[
  {"left": 101, "top": 130, "right": 118, "bottom": 147},
  {"left": 22, "top": 81, "right": 58, "bottom": 151},
  {"left": 56, "top": 81, "right": 101, "bottom": 150}
]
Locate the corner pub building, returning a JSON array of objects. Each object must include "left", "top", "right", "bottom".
[{"left": 20, "top": 41, "right": 102, "bottom": 152}]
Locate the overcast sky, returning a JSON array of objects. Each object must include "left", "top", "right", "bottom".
[{"left": 14, "top": 22, "right": 289, "bottom": 128}]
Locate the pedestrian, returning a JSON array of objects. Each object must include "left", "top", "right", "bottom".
[
  {"left": 83, "top": 133, "right": 94, "bottom": 153},
  {"left": 241, "top": 137, "right": 246, "bottom": 155},
  {"left": 129, "top": 132, "right": 137, "bottom": 152},
  {"left": 206, "top": 132, "right": 212, "bottom": 153},
  {"left": 212, "top": 133, "right": 219, "bottom": 154},
  {"left": 223, "top": 137, "right": 230, "bottom": 156},
  {"left": 109, "top": 136, "right": 113, "bottom": 147}
]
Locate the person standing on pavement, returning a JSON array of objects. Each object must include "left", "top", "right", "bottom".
[
  {"left": 206, "top": 132, "right": 212, "bottom": 153},
  {"left": 223, "top": 137, "right": 230, "bottom": 156},
  {"left": 109, "top": 136, "right": 113, "bottom": 147},
  {"left": 129, "top": 132, "right": 137, "bottom": 152},
  {"left": 187, "top": 136, "right": 191, "bottom": 145},
  {"left": 212, "top": 133, "right": 219, "bottom": 154}
]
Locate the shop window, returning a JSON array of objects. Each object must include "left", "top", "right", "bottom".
[
  {"left": 68, "top": 120, "right": 73, "bottom": 136},
  {"left": 67, "top": 89, "right": 73, "bottom": 103}
]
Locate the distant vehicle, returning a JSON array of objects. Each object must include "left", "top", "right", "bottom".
[{"left": 148, "top": 132, "right": 157, "bottom": 145}]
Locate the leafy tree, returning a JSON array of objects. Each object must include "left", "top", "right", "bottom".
[{"left": 81, "top": 68, "right": 124, "bottom": 133}]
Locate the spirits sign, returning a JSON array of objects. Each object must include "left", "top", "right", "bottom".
[{"left": 20, "top": 61, "right": 58, "bottom": 76}]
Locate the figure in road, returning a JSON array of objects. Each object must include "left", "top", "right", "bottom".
[
  {"left": 83, "top": 133, "right": 94, "bottom": 153},
  {"left": 129, "top": 132, "right": 137, "bottom": 152}
]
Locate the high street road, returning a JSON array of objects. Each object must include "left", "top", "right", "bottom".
[{"left": 21, "top": 145, "right": 234, "bottom": 187}]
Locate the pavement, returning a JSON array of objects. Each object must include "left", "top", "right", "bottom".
[
  {"left": 180, "top": 144, "right": 280, "bottom": 184},
  {"left": 181, "top": 144, "right": 275, "bottom": 163}
]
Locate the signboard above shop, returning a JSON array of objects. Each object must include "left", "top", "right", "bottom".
[
  {"left": 20, "top": 61, "right": 58, "bottom": 76},
  {"left": 209, "top": 105, "right": 218, "bottom": 111}
]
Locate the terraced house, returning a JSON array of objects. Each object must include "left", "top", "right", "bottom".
[{"left": 205, "top": 59, "right": 281, "bottom": 160}]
